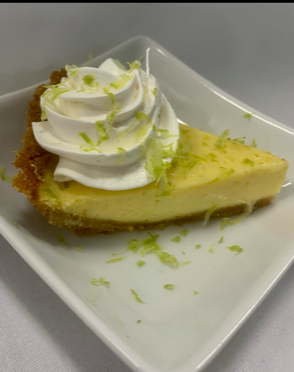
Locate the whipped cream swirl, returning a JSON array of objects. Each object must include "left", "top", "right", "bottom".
[{"left": 32, "top": 58, "right": 179, "bottom": 190}]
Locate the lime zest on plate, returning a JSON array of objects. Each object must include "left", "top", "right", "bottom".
[
  {"left": 156, "top": 251, "right": 179, "bottom": 267},
  {"left": 58, "top": 232, "right": 66, "bottom": 244},
  {"left": 180, "top": 228, "right": 189, "bottom": 236},
  {"left": 91, "top": 277, "right": 111, "bottom": 287},
  {"left": 226, "top": 245, "right": 243, "bottom": 253},
  {"left": 203, "top": 205, "right": 216, "bottom": 226},
  {"left": 74, "top": 246, "right": 84, "bottom": 252},
  {"left": 163, "top": 284, "right": 176, "bottom": 290},
  {"left": 10, "top": 220, "right": 19, "bottom": 227},
  {"left": 243, "top": 112, "right": 253, "bottom": 122},
  {"left": 209, "top": 244, "right": 215, "bottom": 253},
  {"left": 130, "top": 288, "right": 146, "bottom": 304},
  {"left": 106, "top": 257, "right": 126, "bottom": 263}
]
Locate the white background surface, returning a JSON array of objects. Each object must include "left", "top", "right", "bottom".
[{"left": 0, "top": 3, "right": 294, "bottom": 372}]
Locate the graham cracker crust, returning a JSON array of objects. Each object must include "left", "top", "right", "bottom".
[
  {"left": 11, "top": 69, "right": 275, "bottom": 236},
  {"left": 36, "top": 196, "right": 274, "bottom": 236}
]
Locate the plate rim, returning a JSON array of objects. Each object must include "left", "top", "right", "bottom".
[{"left": 1, "top": 34, "right": 294, "bottom": 372}]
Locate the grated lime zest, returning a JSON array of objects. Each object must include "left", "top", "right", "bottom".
[
  {"left": 215, "top": 129, "right": 229, "bottom": 148},
  {"left": 91, "top": 277, "right": 110, "bottom": 287},
  {"left": 164, "top": 284, "right": 176, "bottom": 290},
  {"left": 106, "top": 257, "right": 126, "bottom": 263},
  {"left": 203, "top": 205, "right": 216, "bottom": 226},
  {"left": 130, "top": 288, "right": 146, "bottom": 304},
  {"left": 226, "top": 245, "right": 243, "bottom": 253}
]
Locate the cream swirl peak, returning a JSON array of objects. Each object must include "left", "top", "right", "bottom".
[{"left": 32, "top": 58, "right": 179, "bottom": 191}]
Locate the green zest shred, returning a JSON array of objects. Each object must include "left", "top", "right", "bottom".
[
  {"left": 128, "top": 232, "right": 161, "bottom": 256},
  {"left": 250, "top": 139, "right": 257, "bottom": 148},
  {"left": 145, "top": 139, "right": 174, "bottom": 197},
  {"left": 231, "top": 137, "right": 245, "bottom": 145},
  {"left": 137, "top": 260, "right": 146, "bottom": 267},
  {"left": 164, "top": 284, "right": 176, "bottom": 290},
  {"left": 152, "top": 87, "right": 158, "bottom": 98},
  {"left": 180, "top": 229, "right": 189, "bottom": 236},
  {"left": 43, "top": 188, "right": 58, "bottom": 198},
  {"left": 209, "top": 167, "right": 235, "bottom": 184},
  {"left": 196, "top": 244, "right": 202, "bottom": 249},
  {"left": 183, "top": 261, "right": 191, "bottom": 265},
  {"left": 206, "top": 153, "right": 218, "bottom": 162},
  {"left": 127, "top": 61, "right": 141, "bottom": 72},
  {"left": 31, "top": 164, "right": 44, "bottom": 181},
  {"left": 223, "top": 204, "right": 253, "bottom": 228},
  {"left": 130, "top": 288, "right": 146, "bottom": 304},
  {"left": 218, "top": 236, "right": 224, "bottom": 243},
  {"left": 74, "top": 246, "right": 84, "bottom": 252},
  {"left": 106, "top": 102, "right": 121, "bottom": 133},
  {"left": 42, "top": 85, "right": 70, "bottom": 102},
  {"left": 79, "top": 132, "right": 96, "bottom": 147},
  {"left": 137, "top": 319, "right": 142, "bottom": 323},
  {"left": 91, "top": 277, "right": 110, "bottom": 287},
  {"left": 95, "top": 121, "right": 109, "bottom": 145},
  {"left": 110, "top": 74, "right": 131, "bottom": 89},
  {"left": 220, "top": 204, "right": 253, "bottom": 231},
  {"left": 12, "top": 150, "right": 20, "bottom": 158},
  {"left": 115, "top": 147, "right": 126, "bottom": 165},
  {"left": 209, "top": 244, "right": 215, "bottom": 253},
  {"left": 226, "top": 245, "right": 243, "bottom": 253},
  {"left": 220, "top": 218, "right": 229, "bottom": 230},
  {"left": 157, "top": 128, "right": 178, "bottom": 139},
  {"left": 137, "top": 125, "right": 149, "bottom": 140},
  {"left": 103, "top": 87, "right": 115, "bottom": 104},
  {"left": 127, "top": 232, "right": 179, "bottom": 267},
  {"left": 82, "top": 74, "right": 99, "bottom": 90},
  {"left": 171, "top": 236, "right": 181, "bottom": 243},
  {"left": 120, "top": 111, "right": 149, "bottom": 138},
  {"left": 58, "top": 232, "right": 66, "bottom": 244},
  {"left": 10, "top": 220, "right": 19, "bottom": 227},
  {"left": 65, "top": 64, "right": 80, "bottom": 77},
  {"left": 106, "top": 257, "right": 126, "bottom": 263},
  {"left": 40, "top": 65, "right": 80, "bottom": 121},
  {"left": 242, "top": 158, "right": 255, "bottom": 167},
  {"left": 0, "top": 166, "right": 13, "bottom": 183},
  {"left": 243, "top": 112, "right": 253, "bottom": 122},
  {"left": 203, "top": 205, "right": 216, "bottom": 226},
  {"left": 193, "top": 291, "right": 199, "bottom": 295},
  {"left": 215, "top": 129, "right": 229, "bottom": 148},
  {"left": 156, "top": 251, "right": 179, "bottom": 267}
]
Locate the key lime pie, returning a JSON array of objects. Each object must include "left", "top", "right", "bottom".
[{"left": 12, "top": 59, "right": 288, "bottom": 235}]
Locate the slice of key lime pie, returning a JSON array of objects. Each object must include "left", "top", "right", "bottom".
[{"left": 12, "top": 59, "right": 288, "bottom": 235}]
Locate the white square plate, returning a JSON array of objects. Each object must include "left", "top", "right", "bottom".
[{"left": 1, "top": 36, "right": 294, "bottom": 372}]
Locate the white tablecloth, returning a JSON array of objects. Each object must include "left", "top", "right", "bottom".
[{"left": 1, "top": 4, "right": 294, "bottom": 371}]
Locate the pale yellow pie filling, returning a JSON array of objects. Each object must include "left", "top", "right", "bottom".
[{"left": 39, "top": 125, "right": 288, "bottom": 224}]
